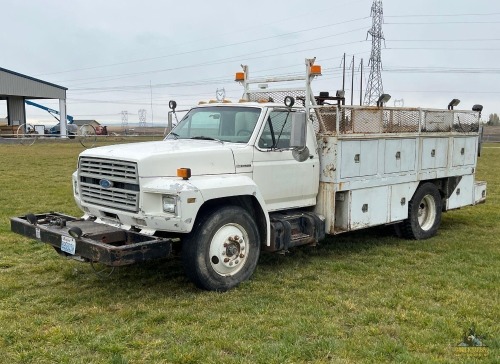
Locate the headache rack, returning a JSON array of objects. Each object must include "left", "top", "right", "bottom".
[{"left": 237, "top": 58, "right": 481, "bottom": 138}]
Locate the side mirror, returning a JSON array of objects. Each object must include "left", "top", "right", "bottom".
[{"left": 289, "top": 112, "right": 307, "bottom": 148}]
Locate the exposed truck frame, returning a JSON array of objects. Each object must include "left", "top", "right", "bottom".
[{"left": 11, "top": 59, "right": 486, "bottom": 291}]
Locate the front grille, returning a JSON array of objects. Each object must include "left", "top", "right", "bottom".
[{"left": 79, "top": 157, "right": 140, "bottom": 212}]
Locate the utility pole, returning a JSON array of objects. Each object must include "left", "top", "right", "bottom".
[
  {"left": 364, "top": 0, "right": 385, "bottom": 106},
  {"left": 359, "top": 58, "right": 364, "bottom": 106},
  {"left": 150, "top": 81, "right": 154, "bottom": 127},
  {"left": 341, "top": 53, "right": 346, "bottom": 92},
  {"left": 350, "top": 55, "right": 355, "bottom": 105}
]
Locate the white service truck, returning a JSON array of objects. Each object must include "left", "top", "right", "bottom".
[{"left": 11, "top": 59, "right": 487, "bottom": 291}]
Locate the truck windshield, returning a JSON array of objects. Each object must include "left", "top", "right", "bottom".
[{"left": 166, "top": 106, "right": 261, "bottom": 143}]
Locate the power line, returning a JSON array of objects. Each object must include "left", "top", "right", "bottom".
[
  {"left": 61, "top": 38, "right": 368, "bottom": 87},
  {"left": 386, "top": 47, "right": 500, "bottom": 51},
  {"left": 69, "top": 52, "right": 371, "bottom": 93},
  {"left": 385, "top": 12, "right": 500, "bottom": 18},
  {"left": 387, "top": 38, "right": 500, "bottom": 42},
  {"left": 38, "top": 16, "right": 369, "bottom": 78},
  {"left": 386, "top": 21, "right": 500, "bottom": 25}
]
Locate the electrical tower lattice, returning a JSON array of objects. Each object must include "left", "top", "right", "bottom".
[
  {"left": 138, "top": 109, "right": 147, "bottom": 127},
  {"left": 364, "top": 0, "right": 385, "bottom": 106},
  {"left": 121, "top": 111, "right": 129, "bottom": 132}
]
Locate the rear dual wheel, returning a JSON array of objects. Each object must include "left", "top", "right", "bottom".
[
  {"left": 182, "top": 206, "right": 260, "bottom": 291},
  {"left": 398, "top": 182, "right": 442, "bottom": 240}
]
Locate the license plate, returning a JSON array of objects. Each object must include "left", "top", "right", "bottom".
[{"left": 61, "top": 236, "right": 76, "bottom": 255}]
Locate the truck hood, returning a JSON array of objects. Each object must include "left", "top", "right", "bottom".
[{"left": 79, "top": 139, "right": 236, "bottom": 177}]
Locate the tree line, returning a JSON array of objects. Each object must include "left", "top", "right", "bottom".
[{"left": 487, "top": 113, "right": 500, "bottom": 126}]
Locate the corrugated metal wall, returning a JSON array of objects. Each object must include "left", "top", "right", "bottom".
[
  {"left": 0, "top": 68, "right": 67, "bottom": 126},
  {"left": 0, "top": 69, "right": 66, "bottom": 99},
  {"left": 7, "top": 97, "right": 26, "bottom": 125}
]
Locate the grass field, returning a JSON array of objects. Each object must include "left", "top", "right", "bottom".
[{"left": 0, "top": 141, "right": 498, "bottom": 363}]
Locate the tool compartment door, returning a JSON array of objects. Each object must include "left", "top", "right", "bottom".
[{"left": 340, "top": 140, "right": 378, "bottom": 178}]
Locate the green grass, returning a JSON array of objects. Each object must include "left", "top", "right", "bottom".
[{"left": 0, "top": 142, "right": 499, "bottom": 363}]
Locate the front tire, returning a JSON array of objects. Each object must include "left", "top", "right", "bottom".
[
  {"left": 182, "top": 206, "right": 260, "bottom": 291},
  {"left": 400, "top": 182, "right": 442, "bottom": 240}
]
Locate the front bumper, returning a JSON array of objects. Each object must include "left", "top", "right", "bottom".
[{"left": 11, "top": 213, "right": 173, "bottom": 266}]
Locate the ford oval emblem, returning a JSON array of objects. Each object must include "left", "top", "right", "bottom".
[{"left": 99, "top": 179, "right": 113, "bottom": 189}]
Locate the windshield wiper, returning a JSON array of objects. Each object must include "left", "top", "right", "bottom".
[
  {"left": 167, "top": 132, "right": 179, "bottom": 139},
  {"left": 190, "top": 136, "right": 223, "bottom": 143}
]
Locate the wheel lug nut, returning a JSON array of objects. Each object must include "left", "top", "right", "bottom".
[
  {"left": 223, "top": 243, "right": 228, "bottom": 247},
  {"left": 233, "top": 235, "right": 240, "bottom": 241},
  {"left": 224, "top": 258, "right": 230, "bottom": 263},
  {"left": 239, "top": 253, "right": 245, "bottom": 258}
]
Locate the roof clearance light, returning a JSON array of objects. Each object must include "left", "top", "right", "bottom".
[
  {"left": 310, "top": 65, "right": 322, "bottom": 75},
  {"left": 235, "top": 72, "right": 245, "bottom": 81},
  {"left": 177, "top": 168, "right": 191, "bottom": 180}
]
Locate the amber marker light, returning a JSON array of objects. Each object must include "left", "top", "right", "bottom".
[
  {"left": 177, "top": 168, "right": 191, "bottom": 180},
  {"left": 310, "top": 65, "right": 322, "bottom": 75},
  {"left": 235, "top": 72, "right": 245, "bottom": 81}
]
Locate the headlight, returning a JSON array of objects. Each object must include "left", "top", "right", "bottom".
[{"left": 162, "top": 195, "right": 177, "bottom": 214}]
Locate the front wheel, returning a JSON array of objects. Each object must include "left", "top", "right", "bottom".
[
  {"left": 400, "top": 182, "right": 442, "bottom": 240},
  {"left": 182, "top": 206, "right": 260, "bottom": 291}
]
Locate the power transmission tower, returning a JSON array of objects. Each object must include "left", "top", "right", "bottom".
[
  {"left": 121, "top": 110, "right": 129, "bottom": 133},
  {"left": 138, "top": 109, "right": 147, "bottom": 127},
  {"left": 394, "top": 99, "right": 404, "bottom": 107},
  {"left": 363, "top": 0, "right": 385, "bottom": 106}
]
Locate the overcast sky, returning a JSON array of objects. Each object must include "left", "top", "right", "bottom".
[{"left": 1, "top": 0, "right": 499, "bottom": 125}]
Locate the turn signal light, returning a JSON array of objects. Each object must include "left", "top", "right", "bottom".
[
  {"left": 235, "top": 72, "right": 245, "bottom": 81},
  {"left": 177, "top": 168, "right": 191, "bottom": 180},
  {"left": 310, "top": 65, "right": 322, "bottom": 75}
]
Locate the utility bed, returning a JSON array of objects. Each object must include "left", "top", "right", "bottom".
[{"left": 10, "top": 213, "right": 173, "bottom": 266}]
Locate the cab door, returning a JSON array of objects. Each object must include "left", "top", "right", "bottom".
[{"left": 252, "top": 109, "right": 319, "bottom": 211}]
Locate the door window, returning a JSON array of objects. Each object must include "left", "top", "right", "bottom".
[{"left": 258, "top": 110, "right": 292, "bottom": 149}]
